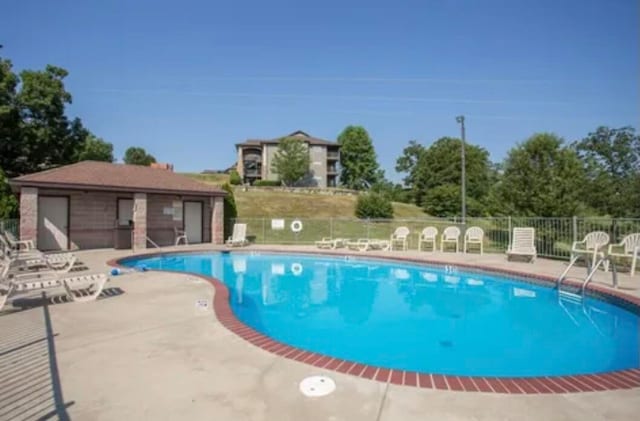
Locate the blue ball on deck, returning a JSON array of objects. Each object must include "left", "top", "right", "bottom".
[{"left": 110, "top": 268, "right": 121, "bottom": 276}]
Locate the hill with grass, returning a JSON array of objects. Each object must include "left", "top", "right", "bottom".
[{"left": 181, "top": 173, "right": 427, "bottom": 219}]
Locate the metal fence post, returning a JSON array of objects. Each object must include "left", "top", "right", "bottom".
[
  {"left": 262, "top": 218, "right": 266, "bottom": 244},
  {"left": 508, "top": 216, "right": 512, "bottom": 248},
  {"left": 572, "top": 216, "right": 578, "bottom": 244},
  {"left": 366, "top": 218, "right": 370, "bottom": 239}
]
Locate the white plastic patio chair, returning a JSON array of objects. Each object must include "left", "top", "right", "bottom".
[
  {"left": 571, "top": 231, "right": 610, "bottom": 269},
  {"left": 606, "top": 233, "right": 640, "bottom": 276},
  {"left": 440, "top": 226, "right": 461, "bottom": 253},
  {"left": 174, "top": 227, "right": 188, "bottom": 246},
  {"left": 464, "top": 226, "right": 484, "bottom": 254},
  {"left": 506, "top": 227, "right": 536, "bottom": 262},
  {"left": 418, "top": 227, "right": 438, "bottom": 252},
  {"left": 390, "top": 227, "right": 410, "bottom": 251},
  {"left": 226, "top": 223, "right": 249, "bottom": 247}
]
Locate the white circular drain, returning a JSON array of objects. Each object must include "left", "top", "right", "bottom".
[{"left": 299, "top": 376, "right": 336, "bottom": 397}]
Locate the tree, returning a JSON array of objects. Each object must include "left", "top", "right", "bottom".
[
  {"left": 228, "top": 169, "right": 242, "bottom": 185},
  {"left": 500, "top": 133, "right": 585, "bottom": 216},
  {"left": 395, "top": 140, "right": 427, "bottom": 204},
  {"left": 220, "top": 183, "right": 237, "bottom": 239},
  {"left": 338, "top": 126, "right": 381, "bottom": 190},
  {"left": 355, "top": 192, "right": 394, "bottom": 219},
  {"left": 0, "top": 168, "right": 17, "bottom": 218},
  {"left": 76, "top": 134, "right": 114, "bottom": 162},
  {"left": 123, "top": 147, "right": 156, "bottom": 166},
  {"left": 407, "top": 137, "right": 493, "bottom": 216},
  {"left": 270, "top": 137, "right": 310, "bottom": 186},
  {"left": 574, "top": 126, "right": 640, "bottom": 217}
]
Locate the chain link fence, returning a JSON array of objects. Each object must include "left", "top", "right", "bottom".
[
  {"left": 231, "top": 216, "right": 640, "bottom": 260},
  {"left": 0, "top": 219, "right": 19, "bottom": 237}
]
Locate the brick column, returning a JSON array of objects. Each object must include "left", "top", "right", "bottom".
[
  {"left": 19, "top": 187, "right": 38, "bottom": 247},
  {"left": 211, "top": 196, "right": 224, "bottom": 244},
  {"left": 133, "top": 193, "right": 147, "bottom": 250}
]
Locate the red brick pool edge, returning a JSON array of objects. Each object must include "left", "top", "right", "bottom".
[{"left": 108, "top": 250, "right": 640, "bottom": 394}]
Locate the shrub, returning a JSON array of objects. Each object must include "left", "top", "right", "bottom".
[
  {"left": 220, "top": 183, "right": 237, "bottom": 239},
  {"left": 229, "top": 169, "right": 242, "bottom": 185},
  {"left": 355, "top": 192, "right": 394, "bottom": 219},
  {"left": 253, "top": 180, "right": 281, "bottom": 187}
]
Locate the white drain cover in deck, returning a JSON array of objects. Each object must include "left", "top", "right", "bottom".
[{"left": 299, "top": 376, "right": 336, "bottom": 397}]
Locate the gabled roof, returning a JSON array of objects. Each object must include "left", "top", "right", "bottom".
[
  {"left": 237, "top": 130, "right": 339, "bottom": 147},
  {"left": 11, "top": 161, "right": 225, "bottom": 196}
]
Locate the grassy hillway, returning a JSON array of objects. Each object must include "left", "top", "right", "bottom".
[{"left": 181, "top": 173, "right": 427, "bottom": 219}]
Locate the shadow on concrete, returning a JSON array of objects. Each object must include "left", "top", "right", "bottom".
[
  {"left": 8, "top": 287, "right": 124, "bottom": 311},
  {"left": 0, "top": 291, "right": 98, "bottom": 419}
]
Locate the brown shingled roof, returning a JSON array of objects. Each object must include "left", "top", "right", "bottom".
[
  {"left": 11, "top": 161, "right": 225, "bottom": 196},
  {"left": 237, "top": 130, "right": 339, "bottom": 147}
]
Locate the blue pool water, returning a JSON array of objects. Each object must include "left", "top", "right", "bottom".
[{"left": 123, "top": 252, "right": 640, "bottom": 377}]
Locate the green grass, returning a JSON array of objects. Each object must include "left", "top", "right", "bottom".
[
  {"left": 233, "top": 189, "right": 427, "bottom": 219},
  {"left": 181, "top": 172, "right": 230, "bottom": 185}
]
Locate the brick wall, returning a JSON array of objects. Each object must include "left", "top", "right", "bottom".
[
  {"left": 19, "top": 187, "right": 38, "bottom": 246},
  {"left": 69, "top": 192, "right": 121, "bottom": 249},
  {"left": 19, "top": 187, "right": 220, "bottom": 250},
  {"left": 212, "top": 196, "right": 224, "bottom": 244}
]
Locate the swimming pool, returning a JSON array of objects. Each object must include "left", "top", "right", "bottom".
[{"left": 121, "top": 252, "right": 639, "bottom": 378}]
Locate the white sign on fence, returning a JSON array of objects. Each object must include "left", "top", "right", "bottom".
[{"left": 271, "top": 219, "right": 285, "bottom": 230}]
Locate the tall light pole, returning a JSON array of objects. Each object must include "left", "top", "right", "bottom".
[{"left": 455, "top": 115, "right": 466, "bottom": 224}]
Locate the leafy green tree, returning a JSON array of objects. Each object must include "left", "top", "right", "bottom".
[
  {"left": 270, "top": 137, "right": 310, "bottom": 186},
  {"left": 395, "top": 140, "right": 427, "bottom": 204},
  {"left": 422, "top": 184, "right": 485, "bottom": 217},
  {"left": 0, "top": 168, "right": 18, "bottom": 218},
  {"left": 0, "top": 55, "right": 20, "bottom": 178},
  {"left": 574, "top": 126, "right": 640, "bottom": 217},
  {"left": 228, "top": 169, "right": 242, "bottom": 185},
  {"left": 76, "top": 134, "right": 114, "bottom": 162},
  {"left": 123, "top": 147, "right": 156, "bottom": 166},
  {"left": 355, "top": 192, "right": 394, "bottom": 219},
  {"left": 220, "top": 183, "right": 238, "bottom": 239},
  {"left": 408, "top": 137, "right": 492, "bottom": 215},
  {"left": 500, "top": 133, "right": 585, "bottom": 216},
  {"left": 338, "top": 126, "right": 381, "bottom": 190}
]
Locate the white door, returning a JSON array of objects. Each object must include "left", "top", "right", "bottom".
[
  {"left": 184, "top": 201, "right": 203, "bottom": 243},
  {"left": 118, "top": 199, "right": 133, "bottom": 226},
  {"left": 38, "top": 196, "right": 69, "bottom": 250}
]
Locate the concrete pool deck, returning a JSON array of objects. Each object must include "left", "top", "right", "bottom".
[{"left": 1, "top": 245, "right": 639, "bottom": 420}]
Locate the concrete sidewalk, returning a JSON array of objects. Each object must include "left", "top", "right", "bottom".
[{"left": 0, "top": 246, "right": 638, "bottom": 420}]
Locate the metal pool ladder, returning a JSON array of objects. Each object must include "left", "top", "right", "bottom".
[{"left": 556, "top": 253, "right": 611, "bottom": 297}]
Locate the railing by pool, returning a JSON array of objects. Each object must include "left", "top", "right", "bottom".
[{"left": 230, "top": 216, "right": 640, "bottom": 260}]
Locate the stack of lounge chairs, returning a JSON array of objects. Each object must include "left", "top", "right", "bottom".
[{"left": 0, "top": 230, "right": 108, "bottom": 311}]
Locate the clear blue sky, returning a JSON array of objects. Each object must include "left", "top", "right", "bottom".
[{"left": 3, "top": 0, "right": 638, "bottom": 180}]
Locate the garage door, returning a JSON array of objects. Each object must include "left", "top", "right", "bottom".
[
  {"left": 38, "top": 196, "right": 69, "bottom": 250},
  {"left": 184, "top": 201, "right": 203, "bottom": 243}
]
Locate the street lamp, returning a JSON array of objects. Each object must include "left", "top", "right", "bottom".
[{"left": 455, "top": 115, "right": 466, "bottom": 224}]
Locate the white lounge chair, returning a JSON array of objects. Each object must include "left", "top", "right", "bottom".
[
  {"left": 572, "top": 231, "right": 610, "bottom": 269},
  {"left": 390, "top": 227, "right": 410, "bottom": 251},
  {"left": 0, "top": 256, "right": 108, "bottom": 311},
  {"left": 506, "top": 227, "right": 537, "bottom": 262},
  {"left": 315, "top": 238, "right": 348, "bottom": 249},
  {"left": 606, "top": 233, "right": 640, "bottom": 276},
  {"left": 226, "top": 224, "right": 249, "bottom": 247},
  {"left": 174, "top": 227, "right": 188, "bottom": 246},
  {"left": 464, "top": 226, "right": 484, "bottom": 254},
  {"left": 2, "top": 230, "right": 35, "bottom": 252},
  {"left": 0, "top": 234, "right": 77, "bottom": 271},
  {"left": 346, "top": 238, "right": 390, "bottom": 252},
  {"left": 418, "top": 227, "right": 438, "bottom": 252},
  {"left": 20, "top": 252, "right": 77, "bottom": 273},
  {"left": 440, "top": 226, "right": 461, "bottom": 253}
]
